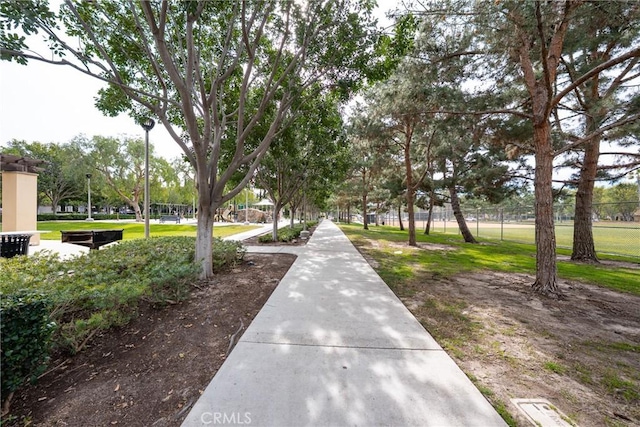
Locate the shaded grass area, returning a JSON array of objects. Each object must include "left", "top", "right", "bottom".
[
  {"left": 36, "top": 221, "right": 260, "bottom": 240},
  {"left": 340, "top": 224, "right": 639, "bottom": 295}
]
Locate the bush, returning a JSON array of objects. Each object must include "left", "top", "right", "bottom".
[
  {"left": 258, "top": 234, "right": 274, "bottom": 243},
  {"left": 0, "top": 236, "right": 244, "bottom": 354},
  {"left": 212, "top": 237, "right": 246, "bottom": 271},
  {"left": 278, "top": 221, "right": 317, "bottom": 242},
  {"left": 1, "top": 292, "right": 56, "bottom": 410}
]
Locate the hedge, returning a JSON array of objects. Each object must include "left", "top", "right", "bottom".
[{"left": 1, "top": 292, "right": 56, "bottom": 408}]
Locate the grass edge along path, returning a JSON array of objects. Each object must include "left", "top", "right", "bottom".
[
  {"left": 339, "top": 223, "right": 639, "bottom": 295},
  {"left": 36, "top": 221, "right": 261, "bottom": 240}
]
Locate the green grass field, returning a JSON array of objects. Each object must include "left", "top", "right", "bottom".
[
  {"left": 36, "top": 221, "right": 261, "bottom": 240},
  {"left": 340, "top": 224, "right": 640, "bottom": 295},
  {"left": 423, "top": 220, "right": 640, "bottom": 258}
]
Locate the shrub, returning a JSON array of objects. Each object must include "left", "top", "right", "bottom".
[
  {"left": 212, "top": 237, "right": 246, "bottom": 271},
  {"left": 1, "top": 292, "right": 56, "bottom": 411},
  {"left": 258, "top": 234, "right": 275, "bottom": 243},
  {"left": 276, "top": 221, "right": 318, "bottom": 242},
  {"left": 0, "top": 236, "right": 244, "bottom": 353}
]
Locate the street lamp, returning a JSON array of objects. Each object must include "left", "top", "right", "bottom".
[
  {"left": 244, "top": 182, "right": 250, "bottom": 225},
  {"left": 141, "top": 118, "right": 155, "bottom": 239},
  {"left": 85, "top": 173, "right": 94, "bottom": 221}
]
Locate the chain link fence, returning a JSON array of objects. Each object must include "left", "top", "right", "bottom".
[{"left": 384, "top": 201, "right": 640, "bottom": 258}]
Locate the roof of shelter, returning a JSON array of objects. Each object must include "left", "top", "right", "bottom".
[{"left": 0, "top": 153, "right": 46, "bottom": 173}]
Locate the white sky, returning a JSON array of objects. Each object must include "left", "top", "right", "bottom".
[
  {"left": 0, "top": 48, "right": 184, "bottom": 160},
  {"left": 0, "top": 2, "right": 396, "bottom": 161}
]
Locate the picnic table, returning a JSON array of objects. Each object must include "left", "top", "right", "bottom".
[{"left": 61, "top": 229, "right": 123, "bottom": 250}]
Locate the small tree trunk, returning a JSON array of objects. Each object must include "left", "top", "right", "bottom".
[
  {"left": 363, "top": 192, "right": 369, "bottom": 230},
  {"left": 272, "top": 201, "right": 282, "bottom": 241},
  {"left": 449, "top": 185, "right": 477, "bottom": 243},
  {"left": 398, "top": 203, "right": 404, "bottom": 231},
  {"left": 424, "top": 192, "right": 435, "bottom": 235},
  {"left": 195, "top": 202, "right": 214, "bottom": 278},
  {"left": 531, "top": 123, "right": 559, "bottom": 295},
  {"left": 403, "top": 130, "right": 417, "bottom": 246},
  {"left": 406, "top": 189, "right": 416, "bottom": 246},
  {"left": 347, "top": 203, "right": 351, "bottom": 224}
]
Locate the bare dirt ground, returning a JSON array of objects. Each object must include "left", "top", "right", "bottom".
[
  {"left": 4, "top": 253, "right": 296, "bottom": 427},
  {"left": 384, "top": 258, "right": 640, "bottom": 426}
]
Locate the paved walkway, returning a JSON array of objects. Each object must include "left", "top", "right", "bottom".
[{"left": 182, "top": 220, "right": 506, "bottom": 426}]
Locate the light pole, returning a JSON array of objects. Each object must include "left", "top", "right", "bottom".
[
  {"left": 244, "top": 183, "right": 250, "bottom": 225},
  {"left": 141, "top": 118, "right": 155, "bottom": 239},
  {"left": 86, "top": 173, "right": 94, "bottom": 221}
]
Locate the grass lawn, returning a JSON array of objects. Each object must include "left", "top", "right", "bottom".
[
  {"left": 36, "top": 221, "right": 261, "bottom": 240},
  {"left": 340, "top": 224, "right": 640, "bottom": 295},
  {"left": 427, "top": 221, "right": 640, "bottom": 258}
]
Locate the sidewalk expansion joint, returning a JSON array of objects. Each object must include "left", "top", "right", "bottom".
[{"left": 241, "top": 340, "right": 442, "bottom": 352}]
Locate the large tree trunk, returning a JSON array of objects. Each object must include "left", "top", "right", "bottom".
[
  {"left": 195, "top": 201, "right": 214, "bottom": 279},
  {"left": 571, "top": 134, "right": 600, "bottom": 262},
  {"left": 424, "top": 191, "right": 435, "bottom": 235},
  {"left": 449, "top": 185, "right": 477, "bottom": 243},
  {"left": 531, "top": 123, "right": 558, "bottom": 295}
]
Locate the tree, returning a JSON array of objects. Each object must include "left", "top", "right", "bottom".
[
  {"left": 81, "top": 135, "right": 163, "bottom": 222},
  {"left": 604, "top": 182, "right": 639, "bottom": 221},
  {"left": 256, "top": 91, "right": 348, "bottom": 240},
  {"left": 346, "top": 104, "right": 388, "bottom": 231},
  {"left": 364, "top": 66, "right": 434, "bottom": 246},
  {"left": 469, "top": 0, "right": 640, "bottom": 294},
  {"left": 556, "top": 2, "right": 640, "bottom": 262},
  {"left": 432, "top": 112, "right": 522, "bottom": 243},
  {"left": 394, "top": 0, "right": 639, "bottom": 293},
  {"left": 4, "top": 139, "right": 87, "bottom": 210},
  {"left": 1, "top": 0, "right": 382, "bottom": 277}
]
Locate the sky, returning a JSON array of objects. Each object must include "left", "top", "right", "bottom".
[
  {"left": 0, "top": 42, "right": 184, "bottom": 160},
  {"left": 0, "top": 2, "right": 396, "bottom": 162}
]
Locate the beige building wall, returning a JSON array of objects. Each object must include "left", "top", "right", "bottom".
[{"left": 1, "top": 171, "right": 40, "bottom": 245}]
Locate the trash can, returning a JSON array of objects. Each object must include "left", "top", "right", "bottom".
[{"left": 0, "top": 234, "right": 32, "bottom": 258}]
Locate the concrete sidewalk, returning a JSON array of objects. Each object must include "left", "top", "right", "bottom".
[{"left": 182, "top": 220, "right": 506, "bottom": 426}]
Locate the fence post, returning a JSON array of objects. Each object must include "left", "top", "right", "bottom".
[
  {"left": 476, "top": 207, "right": 480, "bottom": 237},
  {"left": 500, "top": 208, "right": 504, "bottom": 241}
]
